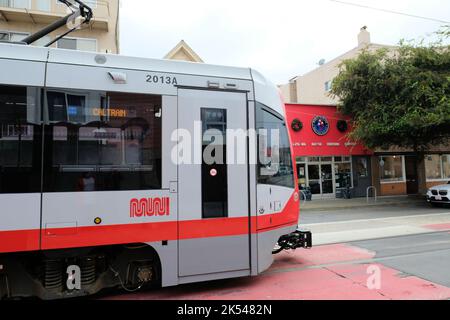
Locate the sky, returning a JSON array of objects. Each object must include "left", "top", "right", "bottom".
[{"left": 119, "top": 0, "right": 449, "bottom": 85}]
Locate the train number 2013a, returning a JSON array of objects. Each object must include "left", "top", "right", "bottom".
[{"left": 146, "top": 74, "right": 178, "bottom": 85}]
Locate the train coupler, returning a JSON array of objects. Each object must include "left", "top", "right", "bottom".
[{"left": 273, "top": 229, "right": 312, "bottom": 254}]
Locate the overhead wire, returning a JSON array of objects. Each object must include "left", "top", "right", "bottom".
[{"left": 328, "top": 0, "right": 450, "bottom": 24}]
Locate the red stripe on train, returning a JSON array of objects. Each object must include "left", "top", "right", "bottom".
[
  {"left": 0, "top": 229, "right": 40, "bottom": 253},
  {"left": 42, "top": 221, "right": 178, "bottom": 250},
  {"left": 0, "top": 193, "right": 299, "bottom": 252}
]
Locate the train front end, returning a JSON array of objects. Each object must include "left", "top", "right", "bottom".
[{"left": 251, "top": 69, "right": 312, "bottom": 273}]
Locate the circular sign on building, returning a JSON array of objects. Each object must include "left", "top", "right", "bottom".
[
  {"left": 291, "top": 119, "right": 303, "bottom": 132},
  {"left": 312, "top": 116, "right": 330, "bottom": 136},
  {"left": 337, "top": 120, "right": 349, "bottom": 133}
]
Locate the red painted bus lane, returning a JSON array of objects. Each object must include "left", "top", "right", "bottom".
[{"left": 104, "top": 243, "right": 450, "bottom": 300}]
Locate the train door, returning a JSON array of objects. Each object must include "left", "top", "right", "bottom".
[
  {"left": 0, "top": 47, "right": 47, "bottom": 253},
  {"left": 177, "top": 89, "right": 250, "bottom": 278}
]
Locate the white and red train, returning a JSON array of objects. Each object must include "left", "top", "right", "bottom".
[{"left": 0, "top": 42, "right": 309, "bottom": 299}]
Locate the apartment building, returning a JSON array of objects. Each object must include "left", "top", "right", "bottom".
[
  {"left": 279, "top": 27, "right": 394, "bottom": 105},
  {"left": 0, "top": 0, "right": 119, "bottom": 53}
]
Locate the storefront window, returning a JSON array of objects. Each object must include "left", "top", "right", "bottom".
[
  {"left": 443, "top": 155, "right": 450, "bottom": 179},
  {"left": 380, "top": 156, "right": 404, "bottom": 182},
  {"left": 335, "top": 162, "right": 352, "bottom": 188},
  {"left": 297, "top": 163, "right": 307, "bottom": 189},
  {"left": 356, "top": 157, "right": 369, "bottom": 178},
  {"left": 426, "top": 155, "right": 442, "bottom": 180}
]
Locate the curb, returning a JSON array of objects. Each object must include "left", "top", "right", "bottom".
[{"left": 301, "top": 201, "right": 426, "bottom": 212}]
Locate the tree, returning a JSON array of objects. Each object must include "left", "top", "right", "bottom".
[{"left": 331, "top": 27, "right": 450, "bottom": 194}]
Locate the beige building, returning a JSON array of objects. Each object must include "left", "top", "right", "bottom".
[
  {"left": 0, "top": 0, "right": 119, "bottom": 53},
  {"left": 281, "top": 27, "right": 450, "bottom": 197},
  {"left": 279, "top": 27, "right": 394, "bottom": 105},
  {"left": 164, "top": 40, "right": 204, "bottom": 63}
]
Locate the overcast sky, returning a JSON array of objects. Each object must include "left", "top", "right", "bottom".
[{"left": 119, "top": 0, "right": 449, "bottom": 84}]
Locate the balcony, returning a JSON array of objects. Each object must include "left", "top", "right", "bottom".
[{"left": 0, "top": 0, "right": 111, "bottom": 31}]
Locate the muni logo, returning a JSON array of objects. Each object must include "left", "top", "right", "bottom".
[{"left": 130, "top": 197, "right": 170, "bottom": 218}]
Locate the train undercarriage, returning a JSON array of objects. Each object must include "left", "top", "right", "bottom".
[{"left": 0, "top": 244, "right": 161, "bottom": 300}]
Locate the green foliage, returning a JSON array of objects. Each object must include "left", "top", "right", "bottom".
[{"left": 331, "top": 27, "right": 450, "bottom": 151}]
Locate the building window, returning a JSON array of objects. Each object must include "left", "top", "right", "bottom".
[
  {"left": 36, "top": 0, "right": 50, "bottom": 11},
  {"left": 0, "top": 31, "right": 29, "bottom": 42},
  {"left": 355, "top": 157, "right": 369, "bottom": 178},
  {"left": 325, "top": 80, "right": 332, "bottom": 92},
  {"left": 57, "top": 38, "right": 97, "bottom": 52},
  {"left": 0, "top": 0, "right": 31, "bottom": 9},
  {"left": 335, "top": 162, "right": 352, "bottom": 189},
  {"left": 443, "top": 155, "right": 450, "bottom": 179},
  {"left": 380, "top": 156, "right": 404, "bottom": 182},
  {"left": 32, "top": 35, "right": 51, "bottom": 47},
  {"left": 426, "top": 154, "right": 450, "bottom": 180},
  {"left": 426, "top": 155, "right": 443, "bottom": 180},
  {"left": 57, "top": 0, "right": 97, "bottom": 8}
]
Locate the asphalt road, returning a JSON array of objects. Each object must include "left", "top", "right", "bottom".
[{"left": 352, "top": 232, "right": 450, "bottom": 288}]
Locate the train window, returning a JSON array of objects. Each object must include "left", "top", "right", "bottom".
[
  {"left": 43, "top": 90, "right": 162, "bottom": 192},
  {"left": 201, "top": 108, "right": 228, "bottom": 219},
  {"left": 0, "top": 85, "right": 42, "bottom": 193},
  {"left": 256, "top": 102, "right": 295, "bottom": 189}
]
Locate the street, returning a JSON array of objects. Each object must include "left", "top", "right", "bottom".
[{"left": 100, "top": 202, "right": 450, "bottom": 300}]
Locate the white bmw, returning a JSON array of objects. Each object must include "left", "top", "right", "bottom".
[{"left": 427, "top": 182, "right": 450, "bottom": 206}]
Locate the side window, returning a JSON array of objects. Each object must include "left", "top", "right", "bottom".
[
  {"left": 44, "top": 90, "right": 162, "bottom": 192},
  {"left": 201, "top": 108, "right": 228, "bottom": 219},
  {"left": 256, "top": 103, "right": 295, "bottom": 189},
  {"left": 0, "top": 85, "right": 41, "bottom": 193}
]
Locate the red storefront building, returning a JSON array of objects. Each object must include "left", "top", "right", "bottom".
[
  {"left": 286, "top": 103, "right": 374, "bottom": 199},
  {"left": 287, "top": 103, "right": 450, "bottom": 199}
]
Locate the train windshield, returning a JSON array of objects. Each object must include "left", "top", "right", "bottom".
[{"left": 256, "top": 102, "right": 295, "bottom": 189}]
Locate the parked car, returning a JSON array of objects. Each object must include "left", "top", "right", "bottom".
[{"left": 426, "top": 182, "right": 450, "bottom": 207}]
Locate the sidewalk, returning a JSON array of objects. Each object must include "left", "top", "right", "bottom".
[
  {"left": 301, "top": 195, "right": 425, "bottom": 212},
  {"left": 301, "top": 211, "right": 450, "bottom": 246}
]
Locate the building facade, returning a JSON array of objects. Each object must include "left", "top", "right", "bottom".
[
  {"left": 0, "top": 0, "right": 119, "bottom": 53},
  {"left": 286, "top": 103, "right": 375, "bottom": 199},
  {"left": 282, "top": 27, "right": 449, "bottom": 198},
  {"left": 286, "top": 103, "right": 450, "bottom": 198},
  {"left": 279, "top": 27, "right": 394, "bottom": 105}
]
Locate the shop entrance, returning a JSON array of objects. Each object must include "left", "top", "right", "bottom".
[
  {"left": 307, "top": 163, "right": 334, "bottom": 198},
  {"left": 297, "top": 156, "right": 354, "bottom": 200},
  {"left": 405, "top": 155, "right": 419, "bottom": 195}
]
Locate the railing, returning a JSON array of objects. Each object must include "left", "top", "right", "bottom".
[
  {"left": 366, "top": 186, "right": 378, "bottom": 204},
  {"left": 300, "top": 190, "right": 308, "bottom": 207},
  {"left": 0, "top": 0, "right": 112, "bottom": 19}
]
